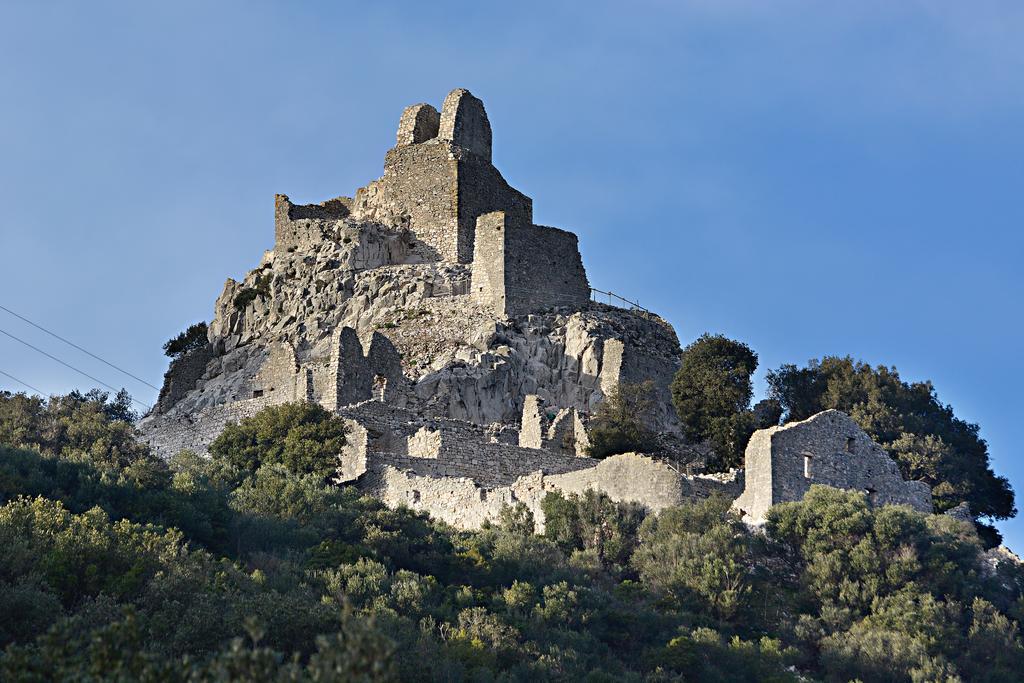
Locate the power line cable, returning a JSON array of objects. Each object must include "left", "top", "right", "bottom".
[
  {"left": 0, "top": 303, "right": 160, "bottom": 390},
  {"left": 0, "top": 327, "right": 152, "bottom": 411},
  {"left": 0, "top": 368, "right": 46, "bottom": 395}
]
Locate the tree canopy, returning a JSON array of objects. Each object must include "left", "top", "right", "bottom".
[
  {"left": 670, "top": 334, "right": 779, "bottom": 470},
  {"left": 162, "top": 322, "right": 209, "bottom": 358}
]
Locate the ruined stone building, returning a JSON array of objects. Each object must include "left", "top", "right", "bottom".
[
  {"left": 733, "top": 410, "right": 932, "bottom": 523},
  {"left": 139, "top": 88, "right": 932, "bottom": 529}
]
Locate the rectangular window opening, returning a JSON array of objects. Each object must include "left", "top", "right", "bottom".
[{"left": 804, "top": 454, "right": 813, "bottom": 479}]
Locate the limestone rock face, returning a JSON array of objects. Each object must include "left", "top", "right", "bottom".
[{"left": 733, "top": 410, "right": 932, "bottom": 523}]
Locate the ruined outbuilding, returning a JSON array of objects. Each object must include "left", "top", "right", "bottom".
[{"left": 733, "top": 410, "right": 932, "bottom": 523}]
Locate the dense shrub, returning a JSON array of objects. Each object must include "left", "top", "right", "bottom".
[
  {"left": 541, "top": 490, "right": 645, "bottom": 573},
  {"left": 0, "top": 390, "right": 150, "bottom": 472},
  {"left": 208, "top": 401, "right": 347, "bottom": 479},
  {"left": 632, "top": 495, "right": 757, "bottom": 620}
]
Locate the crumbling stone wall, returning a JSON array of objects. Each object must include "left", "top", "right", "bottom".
[
  {"left": 733, "top": 410, "right": 932, "bottom": 522},
  {"left": 598, "top": 334, "right": 680, "bottom": 433},
  {"left": 455, "top": 160, "right": 532, "bottom": 264},
  {"left": 338, "top": 419, "right": 368, "bottom": 482},
  {"left": 274, "top": 194, "right": 352, "bottom": 254},
  {"left": 252, "top": 341, "right": 299, "bottom": 402},
  {"left": 324, "top": 327, "right": 405, "bottom": 409},
  {"left": 518, "top": 395, "right": 588, "bottom": 456},
  {"left": 353, "top": 142, "right": 460, "bottom": 261},
  {"left": 544, "top": 453, "right": 741, "bottom": 512},
  {"left": 139, "top": 394, "right": 280, "bottom": 459},
  {"left": 438, "top": 89, "right": 491, "bottom": 162},
  {"left": 407, "top": 426, "right": 442, "bottom": 458},
  {"left": 362, "top": 464, "right": 539, "bottom": 530},
  {"left": 518, "top": 395, "right": 547, "bottom": 449},
  {"left": 360, "top": 452, "right": 741, "bottom": 531}
]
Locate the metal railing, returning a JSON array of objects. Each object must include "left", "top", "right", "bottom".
[{"left": 590, "top": 287, "right": 650, "bottom": 317}]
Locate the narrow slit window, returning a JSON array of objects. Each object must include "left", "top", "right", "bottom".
[
  {"left": 846, "top": 437, "right": 855, "bottom": 453},
  {"left": 804, "top": 454, "right": 813, "bottom": 479}
]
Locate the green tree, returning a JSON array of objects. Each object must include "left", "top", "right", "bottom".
[
  {"left": 670, "top": 334, "right": 768, "bottom": 470},
  {"left": 766, "top": 357, "right": 1015, "bottom": 539},
  {"left": 0, "top": 390, "right": 154, "bottom": 475},
  {"left": 162, "top": 321, "right": 209, "bottom": 358},
  {"left": 208, "top": 401, "right": 347, "bottom": 479},
  {"left": 586, "top": 381, "right": 657, "bottom": 458}
]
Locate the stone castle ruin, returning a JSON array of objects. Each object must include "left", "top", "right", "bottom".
[{"left": 139, "top": 88, "right": 932, "bottom": 529}]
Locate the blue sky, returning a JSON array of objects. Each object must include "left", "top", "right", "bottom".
[{"left": 1, "top": 1, "right": 1022, "bottom": 544}]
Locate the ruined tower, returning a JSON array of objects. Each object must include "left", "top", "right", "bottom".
[{"left": 353, "top": 88, "right": 533, "bottom": 266}]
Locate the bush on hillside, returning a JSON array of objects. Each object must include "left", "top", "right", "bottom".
[
  {"left": 1, "top": 388, "right": 1023, "bottom": 681},
  {"left": 208, "top": 401, "right": 347, "bottom": 479}
]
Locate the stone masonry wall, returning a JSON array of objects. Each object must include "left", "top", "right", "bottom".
[
  {"left": 439, "top": 89, "right": 491, "bottom": 162},
  {"left": 470, "top": 211, "right": 508, "bottom": 315},
  {"left": 274, "top": 194, "right": 351, "bottom": 254},
  {"left": 518, "top": 394, "right": 588, "bottom": 456},
  {"left": 353, "top": 141, "right": 460, "bottom": 262},
  {"left": 504, "top": 222, "right": 589, "bottom": 315},
  {"left": 396, "top": 103, "right": 440, "bottom": 146},
  {"left": 456, "top": 158, "right": 532, "bottom": 264},
  {"left": 353, "top": 88, "right": 532, "bottom": 264},
  {"left": 252, "top": 341, "right": 299, "bottom": 401},
  {"left": 370, "top": 441, "right": 595, "bottom": 489}
]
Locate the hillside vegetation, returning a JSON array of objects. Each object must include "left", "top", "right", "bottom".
[{"left": 1, "top": 389, "right": 1023, "bottom": 681}]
